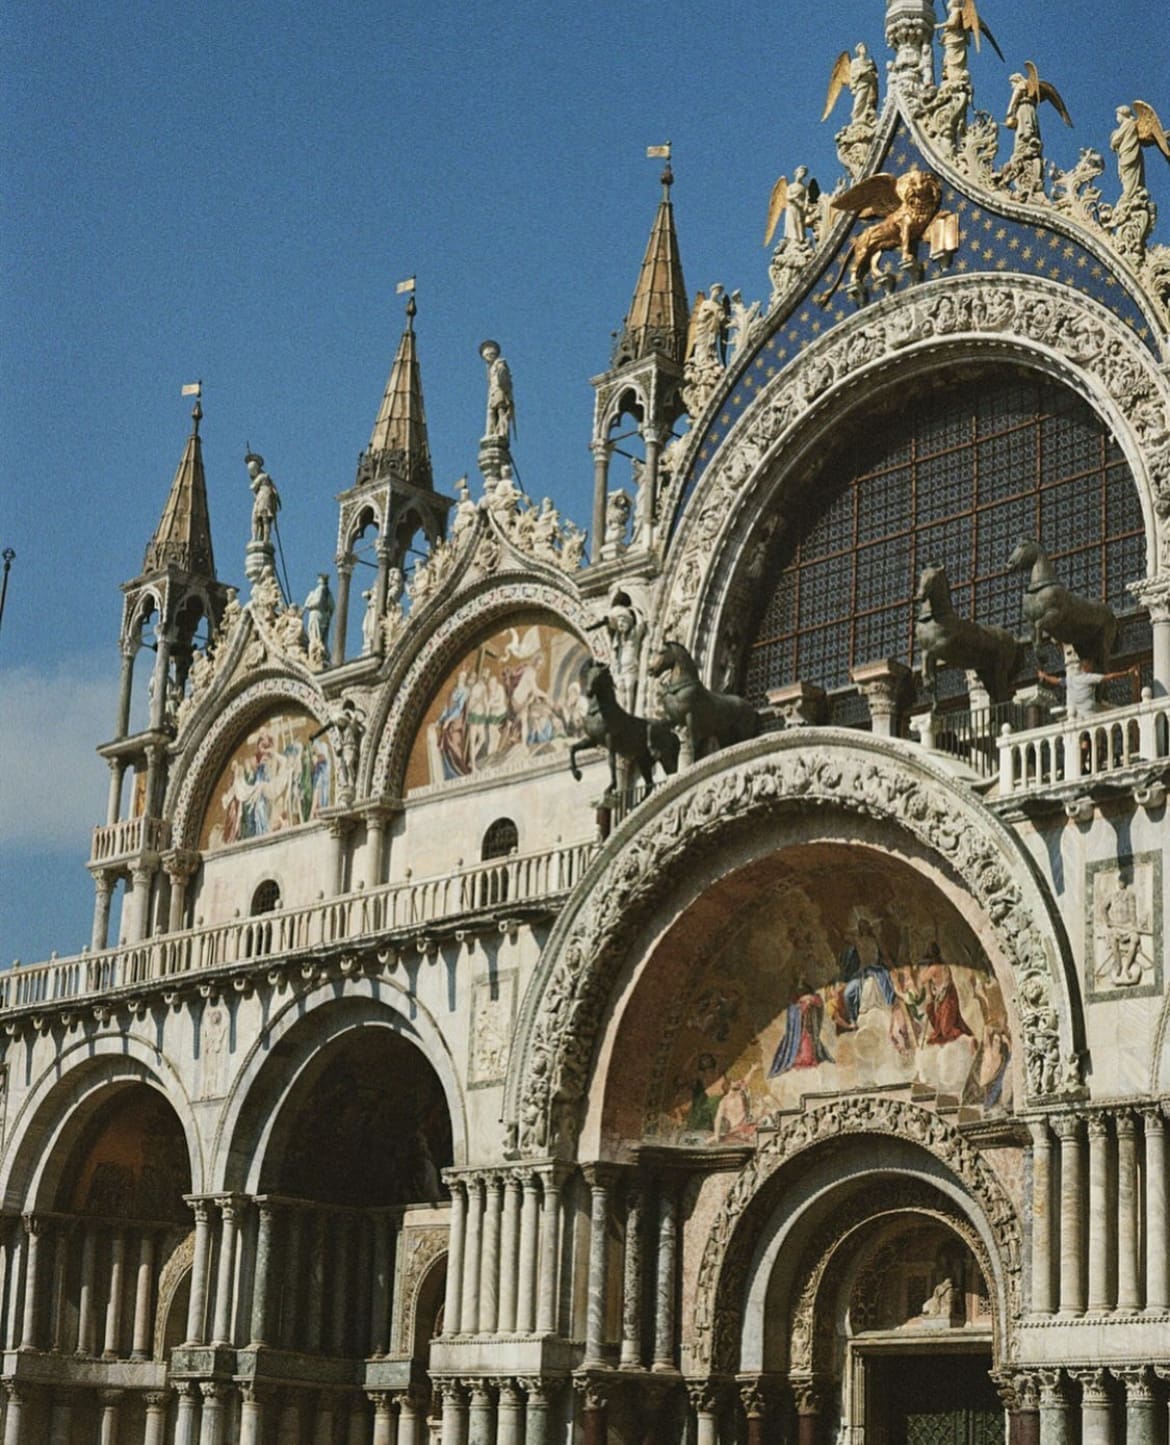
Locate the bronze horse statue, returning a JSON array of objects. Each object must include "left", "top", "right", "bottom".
[
  {"left": 915, "top": 562, "right": 1025, "bottom": 703},
  {"left": 568, "top": 659, "right": 680, "bottom": 793},
  {"left": 648, "top": 640, "right": 759, "bottom": 758},
  {"left": 1007, "top": 538, "right": 1118, "bottom": 671}
]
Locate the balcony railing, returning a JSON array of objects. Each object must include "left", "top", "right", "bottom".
[
  {"left": 90, "top": 815, "right": 173, "bottom": 865},
  {"left": 996, "top": 690, "right": 1170, "bottom": 796},
  {"left": 2, "top": 839, "right": 597, "bottom": 1014}
]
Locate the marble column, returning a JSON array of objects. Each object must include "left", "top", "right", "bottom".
[
  {"left": 536, "top": 1173, "right": 561, "bottom": 1336},
  {"left": 1055, "top": 1118, "right": 1085, "bottom": 1314},
  {"left": 620, "top": 1182, "right": 643, "bottom": 1368},
  {"left": 98, "top": 1389, "right": 123, "bottom": 1445},
  {"left": 574, "top": 1377, "right": 608, "bottom": 1445},
  {"left": 128, "top": 863, "right": 155, "bottom": 944},
  {"left": 793, "top": 1379, "right": 821, "bottom": 1445},
  {"left": 439, "top": 1381, "right": 468, "bottom": 1445},
  {"left": 199, "top": 1382, "right": 227, "bottom": 1445},
  {"left": 370, "top": 1212, "right": 392, "bottom": 1355},
  {"left": 1086, "top": 1115, "right": 1112, "bottom": 1312},
  {"left": 115, "top": 643, "right": 138, "bottom": 738},
  {"left": 305, "top": 1213, "right": 326, "bottom": 1351},
  {"left": 48, "top": 1223, "right": 70, "bottom": 1352},
  {"left": 239, "top": 1385, "right": 265, "bottom": 1445},
  {"left": 688, "top": 1382, "right": 722, "bottom": 1445},
  {"left": 102, "top": 1227, "right": 126, "bottom": 1357},
  {"left": 1129, "top": 581, "right": 1170, "bottom": 697},
  {"left": 77, "top": 1224, "right": 98, "bottom": 1354},
  {"left": 583, "top": 1166, "right": 612, "bottom": 1367},
  {"left": 369, "top": 1394, "right": 397, "bottom": 1445},
  {"left": 19, "top": 1216, "right": 42, "bottom": 1350},
  {"left": 313, "top": 1392, "right": 336, "bottom": 1445},
  {"left": 480, "top": 1176, "right": 503, "bottom": 1335},
  {"left": 91, "top": 869, "right": 116, "bottom": 953},
  {"left": 1008, "top": 1374, "right": 1040, "bottom": 1445},
  {"left": 1143, "top": 1108, "right": 1168, "bottom": 1311},
  {"left": 346, "top": 1397, "right": 369, "bottom": 1445},
  {"left": 331, "top": 1214, "right": 353, "bottom": 1355},
  {"left": 334, "top": 553, "right": 355, "bottom": 666},
  {"left": 250, "top": 1202, "right": 274, "bottom": 1347},
  {"left": 365, "top": 811, "right": 389, "bottom": 891},
  {"left": 1, "top": 1383, "right": 23, "bottom": 1445},
  {"left": 739, "top": 1380, "right": 770, "bottom": 1445},
  {"left": 497, "top": 1381, "right": 524, "bottom": 1445},
  {"left": 211, "top": 1198, "right": 239, "bottom": 1346},
  {"left": 1029, "top": 1121, "right": 1055, "bottom": 1314},
  {"left": 499, "top": 1175, "right": 521, "bottom": 1334},
  {"left": 185, "top": 1200, "right": 212, "bottom": 1345},
  {"left": 516, "top": 1172, "right": 539, "bottom": 1335},
  {"left": 1073, "top": 1370, "right": 1114, "bottom": 1445},
  {"left": 284, "top": 1208, "right": 304, "bottom": 1349},
  {"left": 143, "top": 1392, "right": 170, "bottom": 1445},
  {"left": 463, "top": 1179, "right": 484, "bottom": 1335},
  {"left": 444, "top": 1183, "right": 466, "bottom": 1338},
  {"left": 520, "top": 1379, "right": 549, "bottom": 1445},
  {"left": 467, "top": 1382, "right": 496, "bottom": 1445},
  {"left": 173, "top": 1382, "right": 199, "bottom": 1445},
  {"left": 398, "top": 1390, "right": 426, "bottom": 1445},
  {"left": 131, "top": 1229, "right": 156, "bottom": 1358},
  {"left": 49, "top": 1393, "right": 74, "bottom": 1445},
  {"left": 1119, "top": 1369, "right": 1156, "bottom": 1445},
  {"left": 590, "top": 442, "right": 611, "bottom": 564},
  {"left": 1115, "top": 1112, "right": 1140, "bottom": 1309},
  {"left": 652, "top": 1181, "right": 678, "bottom": 1371}
]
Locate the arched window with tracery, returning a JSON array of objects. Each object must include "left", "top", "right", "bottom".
[{"left": 742, "top": 368, "right": 1149, "bottom": 724}]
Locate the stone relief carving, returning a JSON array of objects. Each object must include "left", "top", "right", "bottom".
[
  {"left": 469, "top": 973, "right": 516, "bottom": 1087},
  {"left": 510, "top": 739, "right": 1077, "bottom": 1156},
  {"left": 1086, "top": 852, "right": 1162, "bottom": 998},
  {"left": 689, "top": 1095, "right": 1020, "bottom": 1374},
  {"left": 395, "top": 1224, "right": 449, "bottom": 1355},
  {"left": 656, "top": 276, "right": 1170, "bottom": 653}
]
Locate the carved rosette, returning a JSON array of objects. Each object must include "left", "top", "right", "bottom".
[
  {"left": 508, "top": 733, "right": 1076, "bottom": 1154},
  {"left": 657, "top": 274, "right": 1170, "bottom": 654}
]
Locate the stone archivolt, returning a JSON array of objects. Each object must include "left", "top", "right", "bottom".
[
  {"left": 657, "top": 275, "right": 1170, "bottom": 659},
  {"left": 507, "top": 732, "right": 1080, "bottom": 1157}
]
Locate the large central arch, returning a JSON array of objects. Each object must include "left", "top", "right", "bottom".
[{"left": 505, "top": 731, "right": 1081, "bottom": 1156}]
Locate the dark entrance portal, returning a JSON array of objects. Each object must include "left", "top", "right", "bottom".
[{"left": 865, "top": 1351, "right": 1002, "bottom": 1445}]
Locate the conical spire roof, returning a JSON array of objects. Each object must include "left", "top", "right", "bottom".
[
  {"left": 365, "top": 295, "right": 433, "bottom": 490},
  {"left": 614, "top": 165, "right": 690, "bottom": 368},
  {"left": 142, "top": 399, "right": 216, "bottom": 577}
]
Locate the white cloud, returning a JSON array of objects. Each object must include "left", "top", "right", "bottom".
[{"left": 0, "top": 656, "right": 117, "bottom": 850}]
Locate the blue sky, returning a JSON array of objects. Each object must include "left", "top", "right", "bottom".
[{"left": 2, "top": 0, "right": 1168, "bottom": 965}]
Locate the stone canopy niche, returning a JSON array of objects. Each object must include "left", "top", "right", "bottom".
[{"left": 608, "top": 843, "right": 1014, "bottom": 1151}]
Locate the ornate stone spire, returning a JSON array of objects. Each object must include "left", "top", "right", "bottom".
[
  {"left": 143, "top": 395, "right": 216, "bottom": 577},
  {"left": 612, "top": 164, "right": 690, "bottom": 368},
  {"left": 361, "top": 293, "right": 433, "bottom": 490}
]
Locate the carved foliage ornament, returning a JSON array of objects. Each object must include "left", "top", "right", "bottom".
[
  {"left": 692, "top": 1097, "right": 1020, "bottom": 1375},
  {"left": 658, "top": 275, "right": 1170, "bottom": 649},
  {"left": 511, "top": 737, "right": 1075, "bottom": 1156}
]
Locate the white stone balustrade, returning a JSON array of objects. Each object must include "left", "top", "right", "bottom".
[
  {"left": 1, "top": 838, "right": 596, "bottom": 1013},
  {"left": 89, "top": 814, "right": 173, "bottom": 865},
  {"left": 996, "top": 691, "right": 1170, "bottom": 796}
]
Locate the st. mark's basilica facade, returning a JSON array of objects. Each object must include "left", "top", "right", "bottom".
[{"left": 4, "top": 3, "right": 1170, "bottom": 1442}]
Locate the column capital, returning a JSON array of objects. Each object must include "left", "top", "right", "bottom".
[
  {"left": 432, "top": 1378, "right": 468, "bottom": 1408},
  {"left": 186, "top": 1196, "right": 213, "bottom": 1224},
  {"left": 736, "top": 1377, "right": 775, "bottom": 1418},
  {"left": 572, "top": 1373, "right": 610, "bottom": 1412},
  {"left": 162, "top": 847, "right": 201, "bottom": 882},
  {"left": 1010, "top": 1372, "right": 1040, "bottom": 1411},
  {"left": 367, "top": 1392, "right": 395, "bottom": 1414},
  {"left": 1116, "top": 1366, "right": 1155, "bottom": 1402},
  {"left": 496, "top": 1379, "right": 524, "bottom": 1407},
  {"left": 336, "top": 551, "right": 357, "bottom": 574},
  {"left": 98, "top": 1388, "right": 126, "bottom": 1407},
  {"left": 790, "top": 1377, "right": 822, "bottom": 1416},
  {"left": 461, "top": 1379, "right": 495, "bottom": 1407},
  {"left": 1128, "top": 575, "right": 1170, "bottom": 621},
  {"left": 1053, "top": 1113, "right": 1082, "bottom": 1142},
  {"left": 581, "top": 1162, "right": 620, "bottom": 1190},
  {"left": 173, "top": 1381, "right": 199, "bottom": 1403},
  {"left": 1086, "top": 1113, "right": 1110, "bottom": 1140},
  {"left": 1115, "top": 1109, "right": 1137, "bottom": 1138},
  {"left": 1069, "top": 1369, "right": 1111, "bottom": 1406},
  {"left": 685, "top": 1378, "right": 728, "bottom": 1414},
  {"left": 516, "top": 1377, "right": 553, "bottom": 1406},
  {"left": 143, "top": 1391, "right": 171, "bottom": 1410},
  {"left": 1036, "top": 1369, "right": 1067, "bottom": 1407},
  {"left": 1140, "top": 1104, "right": 1166, "bottom": 1132},
  {"left": 200, "top": 1381, "right": 229, "bottom": 1403}
]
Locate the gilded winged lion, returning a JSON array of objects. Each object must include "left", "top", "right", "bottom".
[{"left": 818, "top": 167, "right": 944, "bottom": 307}]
